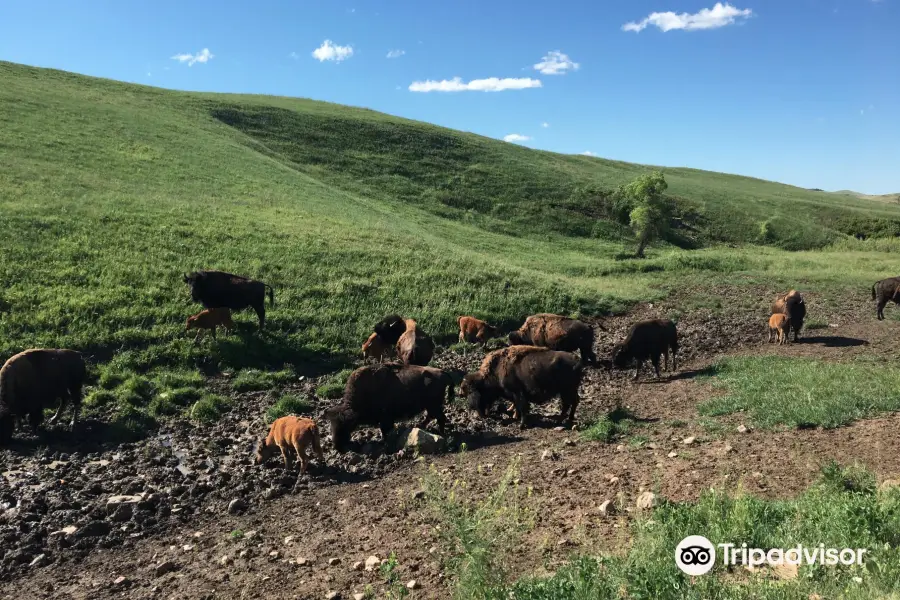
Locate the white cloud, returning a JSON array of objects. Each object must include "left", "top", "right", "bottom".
[
  {"left": 386, "top": 49, "right": 406, "bottom": 59},
  {"left": 170, "top": 48, "right": 214, "bottom": 66},
  {"left": 503, "top": 134, "right": 531, "bottom": 143},
  {"left": 622, "top": 3, "right": 752, "bottom": 33},
  {"left": 581, "top": 151, "right": 597, "bottom": 156},
  {"left": 312, "top": 40, "right": 354, "bottom": 62},
  {"left": 541, "top": 122, "right": 550, "bottom": 128},
  {"left": 409, "top": 76, "right": 542, "bottom": 92},
  {"left": 533, "top": 51, "right": 579, "bottom": 75}
]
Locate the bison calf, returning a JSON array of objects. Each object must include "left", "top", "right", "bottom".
[
  {"left": 256, "top": 416, "right": 324, "bottom": 472},
  {"left": 508, "top": 314, "right": 597, "bottom": 364},
  {"left": 771, "top": 290, "right": 806, "bottom": 341},
  {"left": 458, "top": 316, "right": 500, "bottom": 344},
  {"left": 0, "top": 348, "right": 86, "bottom": 444},
  {"left": 186, "top": 307, "right": 234, "bottom": 341},
  {"left": 611, "top": 319, "right": 679, "bottom": 381},
  {"left": 461, "top": 345, "right": 583, "bottom": 429},
  {"left": 362, "top": 332, "right": 395, "bottom": 362},
  {"left": 768, "top": 313, "right": 790, "bottom": 345},
  {"left": 396, "top": 319, "right": 435, "bottom": 366},
  {"left": 323, "top": 363, "right": 453, "bottom": 452},
  {"left": 872, "top": 277, "right": 900, "bottom": 321}
]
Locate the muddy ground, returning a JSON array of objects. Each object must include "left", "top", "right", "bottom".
[{"left": 2, "top": 288, "right": 900, "bottom": 600}]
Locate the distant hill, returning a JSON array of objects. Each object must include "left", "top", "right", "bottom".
[{"left": 834, "top": 190, "right": 900, "bottom": 204}]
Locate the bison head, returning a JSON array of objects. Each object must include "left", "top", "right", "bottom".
[
  {"left": 611, "top": 343, "right": 632, "bottom": 369},
  {"left": 323, "top": 404, "right": 356, "bottom": 453},
  {"left": 461, "top": 373, "right": 494, "bottom": 417},
  {"left": 255, "top": 437, "right": 276, "bottom": 465},
  {"left": 373, "top": 315, "right": 407, "bottom": 345},
  {"left": 508, "top": 331, "right": 527, "bottom": 345}
]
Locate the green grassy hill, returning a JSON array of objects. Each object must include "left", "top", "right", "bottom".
[{"left": 1, "top": 60, "right": 899, "bottom": 428}]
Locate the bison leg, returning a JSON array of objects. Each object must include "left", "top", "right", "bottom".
[
  {"left": 279, "top": 445, "right": 293, "bottom": 469},
  {"left": 49, "top": 396, "right": 67, "bottom": 425},
  {"left": 651, "top": 355, "right": 661, "bottom": 379},
  {"left": 633, "top": 360, "right": 642, "bottom": 382},
  {"left": 793, "top": 321, "right": 802, "bottom": 342},
  {"left": 768, "top": 328, "right": 774, "bottom": 343},
  {"left": 671, "top": 347, "right": 678, "bottom": 372},
  {"left": 662, "top": 348, "right": 669, "bottom": 372},
  {"left": 516, "top": 401, "right": 531, "bottom": 429},
  {"left": 560, "top": 389, "right": 580, "bottom": 423},
  {"left": 294, "top": 442, "right": 309, "bottom": 473},
  {"left": 252, "top": 302, "right": 266, "bottom": 330},
  {"left": 877, "top": 301, "right": 886, "bottom": 320},
  {"left": 582, "top": 345, "right": 597, "bottom": 365},
  {"left": 69, "top": 383, "right": 83, "bottom": 428}
]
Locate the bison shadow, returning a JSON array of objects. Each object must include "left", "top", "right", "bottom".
[
  {"left": 453, "top": 430, "right": 522, "bottom": 451},
  {"left": 2, "top": 417, "right": 148, "bottom": 455},
  {"left": 797, "top": 336, "right": 868, "bottom": 348}
]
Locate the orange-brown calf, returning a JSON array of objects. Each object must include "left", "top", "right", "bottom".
[
  {"left": 457, "top": 316, "right": 499, "bottom": 344},
  {"left": 362, "top": 332, "right": 395, "bottom": 362},
  {"left": 185, "top": 308, "right": 234, "bottom": 341},
  {"left": 255, "top": 416, "right": 325, "bottom": 472},
  {"left": 768, "top": 313, "right": 791, "bottom": 345}
]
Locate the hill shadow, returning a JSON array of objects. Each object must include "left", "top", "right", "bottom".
[{"left": 798, "top": 336, "right": 868, "bottom": 348}]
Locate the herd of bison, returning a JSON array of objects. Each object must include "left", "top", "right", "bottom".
[{"left": 3, "top": 270, "right": 900, "bottom": 468}]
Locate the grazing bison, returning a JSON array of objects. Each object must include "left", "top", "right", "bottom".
[
  {"left": 872, "top": 277, "right": 900, "bottom": 320},
  {"left": 771, "top": 290, "right": 806, "bottom": 341},
  {"left": 458, "top": 316, "right": 500, "bottom": 344},
  {"left": 611, "top": 319, "right": 679, "bottom": 381},
  {"left": 396, "top": 319, "right": 435, "bottom": 366},
  {"left": 362, "top": 332, "right": 395, "bottom": 362},
  {"left": 0, "top": 349, "right": 86, "bottom": 444},
  {"left": 372, "top": 314, "right": 408, "bottom": 345},
  {"left": 186, "top": 307, "right": 234, "bottom": 341},
  {"left": 255, "top": 416, "right": 324, "bottom": 473},
  {"left": 508, "top": 314, "right": 597, "bottom": 364},
  {"left": 323, "top": 363, "right": 453, "bottom": 452},
  {"left": 461, "top": 345, "right": 583, "bottom": 429},
  {"left": 183, "top": 270, "right": 274, "bottom": 330},
  {"left": 768, "top": 313, "right": 791, "bottom": 345}
]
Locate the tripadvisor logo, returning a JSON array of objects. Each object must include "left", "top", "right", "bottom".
[{"left": 675, "top": 535, "right": 868, "bottom": 575}]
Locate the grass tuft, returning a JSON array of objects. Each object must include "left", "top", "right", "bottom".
[{"left": 265, "top": 394, "right": 314, "bottom": 423}]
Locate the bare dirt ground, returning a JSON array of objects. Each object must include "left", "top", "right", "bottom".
[{"left": 3, "top": 289, "right": 900, "bottom": 600}]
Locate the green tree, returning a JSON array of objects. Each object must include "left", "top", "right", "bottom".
[{"left": 620, "top": 171, "right": 670, "bottom": 257}]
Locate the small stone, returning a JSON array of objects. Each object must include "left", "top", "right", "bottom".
[
  {"left": 29, "top": 554, "right": 49, "bottom": 568},
  {"left": 540, "top": 449, "right": 558, "bottom": 461},
  {"left": 220, "top": 555, "right": 233, "bottom": 566},
  {"left": 667, "top": 451, "right": 678, "bottom": 458},
  {"left": 239, "top": 549, "right": 252, "bottom": 559},
  {"left": 598, "top": 500, "right": 614, "bottom": 516},
  {"left": 563, "top": 438, "right": 575, "bottom": 447},
  {"left": 353, "top": 594, "right": 365, "bottom": 600},
  {"left": 352, "top": 561, "right": 363, "bottom": 571},
  {"left": 113, "top": 576, "right": 129, "bottom": 587},
  {"left": 284, "top": 536, "right": 295, "bottom": 545},
  {"left": 404, "top": 428, "right": 445, "bottom": 454},
  {"left": 155, "top": 561, "right": 177, "bottom": 576},
  {"left": 406, "top": 580, "right": 420, "bottom": 590},
  {"left": 270, "top": 551, "right": 281, "bottom": 559},
  {"left": 737, "top": 424, "right": 748, "bottom": 434},
  {"left": 723, "top": 444, "right": 734, "bottom": 454},
  {"left": 50, "top": 525, "right": 78, "bottom": 537},
  {"left": 325, "top": 592, "right": 341, "bottom": 600},
  {"left": 552, "top": 426, "right": 565, "bottom": 432},
  {"left": 412, "top": 489, "right": 425, "bottom": 499},
  {"left": 183, "top": 544, "right": 194, "bottom": 552},
  {"left": 364, "top": 555, "right": 380, "bottom": 571},
  {"left": 615, "top": 445, "right": 625, "bottom": 452},
  {"left": 557, "top": 539, "right": 571, "bottom": 547},
  {"left": 636, "top": 491, "right": 657, "bottom": 510},
  {"left": 682, "top": 436, "right": 696, "bottom": 445},
  {"left": 328, "top": 557, "right": 341, "bottom": 566},
  {"left": 608, "top": 476, "right": 620, "bottom": 484},
  {"left": 647, "top": 442, "right": 658, "bottom": 450},
  {"left": 228, "top": 499, "right": 248, "bottom": 514}
]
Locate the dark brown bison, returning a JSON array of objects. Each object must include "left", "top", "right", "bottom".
[
  {"left": 0, "top": 349, "right": 86, "bottom": 444},
  {"left": 372, "top": 314, "right": 408, "bottom": 345},
  {"left": 872, "top": 277, "right": 900, "bottom": 320},
  {"left": 508, "top": 314, "right": 597, "bottom": 364},
  {"left": 458, "top": 316, "right": 500, "bottom": 344},
  {"left": 461, "top": 345, "right": 583, "bottom": 428},
  {"left": 771, "top": 290, "right": 806, "bottom": 341},
  {"left": 611, "top": 319, "right": 679, "bottom": 381},
  {"left": 323, "top": 363, "right": 452, "bottom": 452},
  {"left": 183, "top": 270, "right": 274, "bottom": 330},
  {"left": 396, "top": 319, "right": 435, "bottom": 366}
]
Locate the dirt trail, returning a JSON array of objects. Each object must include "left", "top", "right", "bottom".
[{"left": 3, "top": 292, "right": 900, "bottom": 600}]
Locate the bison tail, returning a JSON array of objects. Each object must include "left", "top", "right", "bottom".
[{"left": 266, "top": 285, "right": 275, "bottom": 307}]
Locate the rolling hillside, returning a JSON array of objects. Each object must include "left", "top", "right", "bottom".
[{"left": 1, "top": 60, "right": 898, "bottom": 395}]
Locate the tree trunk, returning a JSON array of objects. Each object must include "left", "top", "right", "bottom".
[{"left": 635, "top": 237, "right": 647, "bottom": 258}]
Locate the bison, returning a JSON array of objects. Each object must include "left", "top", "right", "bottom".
[
  {"left": 461, "top": 345, "right": 583, "bottom": 429},
  {"left": 508, "top": 314, "right": 597, "bottom": 364},
  {"left": 611, "top": 319, "right": 679, "bottom": 381},
  {"left": 255, "top": 416, "right": 325, "bottom": 473},
  {"left": 458, "top": 316, "right": 500, "bottom": 344},
  {"left": 362, "top": 332, "right": 395, "bottom": 362},
  {"left": 872, "top": 277, "right": 900, "bottom": 321},
  {"left": 768, "top": 313, "right": 791, "bottom": 345},
  {"left": 0, "top": 349, "right": 86, "bottom": 444},
  {"left": 323, "top": 363, "right": 453, "bottom": 452},
  {"left": 183, "top": 270, "right": 274, "bottom": 330},
  {"left": 396, "top": 319, "right": 435, "bottom": 366},
  {"left": 372, "top": 314, "right": 408, "bottom": 345},
  {"left": 771, "top": 290, "right": 806, "bottom": 341},
  {"left": 186, "top": 307, "right": 234, "bottom": 341}
]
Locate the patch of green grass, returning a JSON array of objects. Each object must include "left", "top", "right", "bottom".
[
  {"left": 448, "top": 463, "right": 900, "bottom": 600},
  {"left": 804, "top": 319, "right": 829, "bottom": 330},
  {"left": 265, "top": 394, "right": 314, "bottom": 423},
  {"left": 628, "top": 435, "right": 649, "bottom": 448},
  {"left": 231, "top": 368, "right": 296, "bottom": 393},
  {"left": 580, "top": 408, "right": 637, "bottom": 442},
  {"left": 84, "top": 389, "right": 117, "bottom": 408},
  {"left": 699, "top": 356, "right": 900, "bottom": 429},
  {"left": 316, "top": 369, "right": 354, "bottom": 400},
  {"left": 189, "top": 394, "right": 230, "bottom": 424}
]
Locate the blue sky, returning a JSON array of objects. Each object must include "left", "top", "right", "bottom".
[{"left": 1, "top": 0, "right": 897, "bottom": 194}]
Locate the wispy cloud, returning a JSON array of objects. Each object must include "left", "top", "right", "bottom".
[
  {"left": 581, "top": 151, "right": 597, "bottom": 156},
  {"left": 541, "top": 122, "right": 550, "bottom": 128},
  {"left": 622, "top": 3, "right": 752, "bottom": 33},
  {"left": 147, "top": 72, "right": 152, "bottom": 78},
  {"left": 386, "top": 49, "right": 406, "bottom": 59},
  {"left": 170, "top": 48, "right": 214, "bottom": 66},
  {"left": 409, "top": 77, "right": 542, "bottom": 93},
  {"left": 312, "top": 40, "right": 354, "bottom": 62},
  {"left": 533, "top": 51, "right": 579, "bottom": 75},
  {"left": 503, "top": 134, "right": 531, "bottom": 143},
  {"left": 289, "top": 51, "right": 300, "bottom": 60}
]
